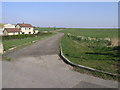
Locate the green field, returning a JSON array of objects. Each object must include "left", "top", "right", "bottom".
[
  {"left": 3, "top": 33, "right": 56, "bottom": 51},
  {"left": 34, "top": 27, "right": 64, "bottom": 31},
  {"left": 61, "top": 28, "right": 118, "bottom": 38},
  {"left": 61, "top": 28, "right": 119, "bottom": 79}
]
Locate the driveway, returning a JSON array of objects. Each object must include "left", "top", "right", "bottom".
[{"left": 2, "top": 33, "right": 118, "bottom": 88}]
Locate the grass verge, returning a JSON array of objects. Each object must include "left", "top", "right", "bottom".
[
  {"left": 60, "top": 28, "right": 119, "bottom": 80},
  {"left": 3, "top": 33, "right": 56, "bottom": 51},
  {"left": 73, "top": 67, "right": 118, "bottom": 81}
]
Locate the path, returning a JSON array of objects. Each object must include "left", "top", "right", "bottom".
[{"left": 2, "top": 33, "right": 118, "bottom": 88}]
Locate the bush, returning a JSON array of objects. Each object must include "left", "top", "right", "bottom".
[
  {"left": 2, "top": 32, "right": 53, "bottom": 41},
  {"left": 36, "top": 31, "right": 52, "bottom": 36},
  {"left": 3, "top": 34, "right": 37, "bottom": 40},
  {"left": 67, "top": 33, "right": 112, "bottom": 47},
  {"left": 2, "top": 34, "right": 35, "bottom": 40}
]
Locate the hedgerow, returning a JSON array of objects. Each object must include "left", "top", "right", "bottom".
[
  {"left": 67, "top": 33, "right": 112, "bottom": 47},
  {"left": 2, "top": 32, "right": 52, "bottom": 40}
]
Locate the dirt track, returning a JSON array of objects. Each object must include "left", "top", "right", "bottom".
[{"left": 2, "top": 33, "right": 118, "bottom": 88}]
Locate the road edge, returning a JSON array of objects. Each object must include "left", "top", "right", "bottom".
[{"left": 59, "top": 43, "right": 118, "bottom": 78}]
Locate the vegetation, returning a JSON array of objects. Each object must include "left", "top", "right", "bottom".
[
  {"left": 73, "top": 67, "right": 118, "bottom": 81},
  {"left": 2, "top": 32, "right": 50, "bottom": 40},
  {"left": 3, "top": 32, "right": 56, "bottom": 51},
  {"left": 3, "top": 34, "right": 36, "bottom": 40},
  {"left": 61, "top": 28, "right": 119, "bottom": 80},
  {"left": 60, "top": 28, "right": 118, "bottom": 38},
  {"left": 0, "top": 23, "right": 4, "bottom": 28},
  {"left": 2, "top": 56, "right": 11, "bottom": 61},
  {"left": 34, "top": 27, "right": 65, "bottom": 31}
]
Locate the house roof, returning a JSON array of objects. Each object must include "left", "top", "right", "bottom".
[
  {"left": 17, "top": 24, "right": 33, "bottom": 27},
  {"left": 4, "top": 28, "right": 22, "bottom": 33}
]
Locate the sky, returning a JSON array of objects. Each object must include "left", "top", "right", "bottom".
[{"left": 2, "top": 2, "right": 118, "bottom": 28}]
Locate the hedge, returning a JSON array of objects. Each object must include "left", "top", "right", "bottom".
[{"left": 2, "top": 32, "right": 52, "bottom": 40}]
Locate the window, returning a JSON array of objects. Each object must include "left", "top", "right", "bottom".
[
  {"left": 22, "top": 32, "right": 24, "bottom": 34},
  {"left": 29, "top": 32, "right": 31, "bottom": 34}
]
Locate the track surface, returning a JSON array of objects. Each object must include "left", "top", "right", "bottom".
[{"left": 2, "top": 33, "right": 118, "bottom": 88}]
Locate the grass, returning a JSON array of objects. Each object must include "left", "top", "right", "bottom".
[
  {"left": 60, "top": 28, "right": 118, "bottom": 38},
  {"left": 34, "top": 27, "right": 64, "bottom": 31},
  {"left": 2, "top": 56, "right": 11, "bottom": 61},
  {"left": 61, "top": 28, "right": 119, "bottom": 80},
  {"left": 0, "top": 23, "right": 4, "bottom": 28},
  {"left": 73, "top": 67, "right": 118, "bottom": 81},
  {"left": 3, "top": 33, "right": 56, "bottom": 51}
]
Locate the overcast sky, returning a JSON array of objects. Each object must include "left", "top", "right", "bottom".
[{"left": 2, "top": 2, "right": 118, "bottom": 28}]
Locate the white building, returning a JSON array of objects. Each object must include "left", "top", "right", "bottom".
[
  {"left": 3, "top": 23, "right": 38, "bottom": 35},
  {"left": 15, "top": 23, "right": 34, "bottom": 34},
  {"left": 3, "top": 28, "right": 22, "bottom": 35}
]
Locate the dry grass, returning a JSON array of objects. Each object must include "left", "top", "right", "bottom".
[
  {"left": 111, "top": 38, "right": 119, "bottom": 46},
  {"left": 0, "top": 23, "right": 4, "bottom": 28}
]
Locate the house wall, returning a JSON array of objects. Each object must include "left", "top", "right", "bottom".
[
  {"left": 3, "top": 30, "right": 22, "bottom": 35},
  {"left": 8, "top": 33, "right": 14, "bottom": 35},
  {"left": 20, "top": 27, "right": 34, "bottom": 34},
  {"left": 34, "top": 30, "right": 39, "bottom": 34},
  {"left": 16, "top": 25, "right": 34, "bottom": 34},
  {"left": 15, "top": 25, "right": 21, "bottom": 29},
  {"left": 8, "top": 32, "right": 21, "bottom": 35},
  {"left": 3, "top": 30, "right": 8, "bottom": 35}
]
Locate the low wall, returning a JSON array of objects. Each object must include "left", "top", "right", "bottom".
[{"left": 59, "top": 44, "right": 118, "bottom": 78}]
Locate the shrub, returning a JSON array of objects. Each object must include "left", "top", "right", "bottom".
[
  {"left": 3, "top": 34, "right": 37, "bottom": 40},
  {"left": 67, "top": 33, "right": 112, "bottom": 49},
  {"left": 3, "top": 32, "right": 53, "bottom": 41}
]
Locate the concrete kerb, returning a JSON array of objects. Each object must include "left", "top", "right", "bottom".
[
  {"left": 59, "top": 43, "right": 118, "bottom": 78},
  {"left": 3, "top": 33, "right": 57, "bottom": 54},
  {"left": 3, "top": 39, "right": 39, "bottom": 54}
]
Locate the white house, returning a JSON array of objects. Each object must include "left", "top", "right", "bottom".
[
  {"left": 15, "top": 23, "right": 34, "bottom": 34},
  {"left": 3, "top": 23, "right": 38, "bottom": 35},
  {"left": 3, "top": 28, "right": 22, "bottom": 35}
]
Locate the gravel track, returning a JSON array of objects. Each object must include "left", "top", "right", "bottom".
[{"left": 2, "top": 33, "right": 118, "bottom": 88}]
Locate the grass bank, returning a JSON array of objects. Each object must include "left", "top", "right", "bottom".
[
  {"left": 3, "top": 32, "right": 56, "bottom": 51},
  {"left": 61, "top": 28, "right": 119, "bottom": 80}
]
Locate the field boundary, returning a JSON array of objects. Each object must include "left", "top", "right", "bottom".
[
  {"left": 3, "top": 33, "right": 56, "bottom": 54},
  {"left": 3, "top": 39, "right": 39, "bottom": 54},
  {"left": 59, "top": 43, "right": 118, "bottom": 78}
]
